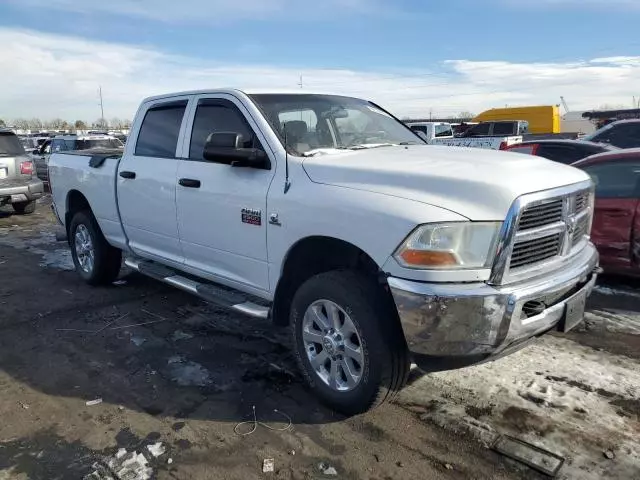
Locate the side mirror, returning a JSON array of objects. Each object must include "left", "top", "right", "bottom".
[
  {"left": 32, "top": 149, "right": 39, "bottom": 155},
  {"left": 203, "top": 132, "right": 267, "bottom": 168}
]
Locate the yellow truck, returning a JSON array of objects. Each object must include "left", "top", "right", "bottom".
[{"left": 473, "top": 105, "right": 560, "bottom": 134}]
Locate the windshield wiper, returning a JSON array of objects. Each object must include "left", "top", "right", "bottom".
[{"left": 344, "top": 143, "right": 401, "bottom": 150}]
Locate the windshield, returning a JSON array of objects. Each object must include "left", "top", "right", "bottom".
[
  {"left": 0, "top": 132, "right": 26, "bottom": 156},
  {"left": 583, "top": 123, "right": 614, "bottom": 143},
  {"left": 250, "top": 94, "right": 422, "bottom": 155}
]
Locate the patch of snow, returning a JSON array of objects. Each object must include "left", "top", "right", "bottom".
[
  {"left": 146, "top": 442, "right": 165, "bottom": 458},
  {"left": 585, "top": 310, "right": 640, "bottom": 335},
  {"left": 594, "top": 285, "right": 640, "bottom": 299},
  {"left": 400, "top": 335, "right": 640, "bottom": 480},
  {"left": 130, "top": 336, "right": 147, "bottom": 347},
  {"left": 171, "top": 330, "right": 194, "bottom": 341},
  {"left": 166, "top": 356, "right": 212, "bottom": 387},
  {"left": 85, "top": 448, "right": 152, "bottom": 480}
]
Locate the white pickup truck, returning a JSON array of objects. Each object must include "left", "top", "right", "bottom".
[
  {"left": 49, "top": 90, "right": 599, "bottom": 414},
  {"left": 407, "top": 120, "right": 525, "bottom": 149}
]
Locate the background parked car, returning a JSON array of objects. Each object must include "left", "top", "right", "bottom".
[
  {"left": 582, "top": 119, "right": 640, "bottom": 148},
  {"left": 0, "top": 129, "right": 44, "bottom": 214},
  {"left": 31, "top": 134, "right": 124, "bottom": 186},
  {"left": 573, "top": 148, "right": 640, "bottom": 276},
  {"left": 504, "top": 139, "right": 616, "bottom": 164}
]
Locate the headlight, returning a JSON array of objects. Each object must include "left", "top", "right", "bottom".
[{"left": 394, "top": 222, "right": 502, "bottom": 270}]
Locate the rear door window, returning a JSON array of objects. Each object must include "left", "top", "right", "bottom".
[
  {"left": 135, "top": 100, "right": 188, "bottom": 158},
  {"left": 465, "top": 123, "right": 490, "bottom": 136},
  {"left": 492, "top": 122, "right": 515, "bottom": 136},
  {"left": 434, "top": 124, "right": 453, "bottom": 137},
  {"left": 536, "top": 144, "right": 586, "bottom": 164}
]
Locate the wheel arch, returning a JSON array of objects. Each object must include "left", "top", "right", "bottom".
[
  {"left": 65, "top": 190, "right": 92, "bottom": 236},
  {"left": 271, "top": 235, "right": 394, "bottom": 326}
]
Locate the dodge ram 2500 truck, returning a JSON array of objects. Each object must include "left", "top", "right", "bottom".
[{"left": 49, "top": 90, "right": 600, "bottom": 414}]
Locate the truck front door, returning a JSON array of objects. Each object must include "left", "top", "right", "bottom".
[
  {"left": 175, "top": 95, "right": 275, "bottom": 294},
  {"left": 117, "top": 98, "right": 189, "bottom": 264}
]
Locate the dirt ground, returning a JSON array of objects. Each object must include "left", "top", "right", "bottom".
[{"left": 0, "top": 198, "right": 638, "bottom": 480}]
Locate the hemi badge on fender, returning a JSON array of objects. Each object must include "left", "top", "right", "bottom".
[{"left": 241, "top": 208, "right": 262, "bottom": 226}]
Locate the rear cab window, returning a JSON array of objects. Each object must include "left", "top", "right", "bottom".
[
  {"left": 135, "top": 100, "right": 188, "bottom": 158},
  {"left": 0, "top": 132, "right": 25, "bottom": 156}
]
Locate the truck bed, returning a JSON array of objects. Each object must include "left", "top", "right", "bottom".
[{"left": 49, "top": 148, "right": 127, "bottom": 250}]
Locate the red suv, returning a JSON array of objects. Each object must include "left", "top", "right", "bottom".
[{"left": 573, "top": 149, "right": 640, "bottom": 275}]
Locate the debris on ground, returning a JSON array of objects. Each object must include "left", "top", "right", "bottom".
[
  {"left": 86, "top": 448, "right": 153, "bottom": 480},
  {"left": 262, "top": 458, "right": 275, "bottom": 473},
  {"left": 130, "top": 335, "right": 147, "bottom": 347},
  {"left": 445, "top": 463, "right": 453, "bottom": 470},
  {"left": 318, "top": 462, "right": 338, "bottom": 476},
  {"left": 604, "top": 450, "right": 616, "bottom": 460},
  {"left": 86, "top": 398, "right": 103, "bottom": 406},
  {"left": 146, "top": 442, "right": 166, "bottom": 458},
  {"left": 18, "top": 401, "right": 29, "bottom": 410}
]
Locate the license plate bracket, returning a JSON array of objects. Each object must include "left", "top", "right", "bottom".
[{"left": 561, "top": 289, "right": 587, "bottom": 333}]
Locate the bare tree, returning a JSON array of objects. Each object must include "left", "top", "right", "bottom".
[
  {"left": 0, "top": 119, "right": 5, "bottom": 128},
  {"left": 13, "top": 118, "right": 30, "bottom": 130},
  {"left": 110, "top": 117, "right": 123, "bottom": 129},
  {"left": 93, "top": 118, "right": 108, "bottom": 129},
  {"left": 597, "top": 104, "right": 628, "bottom": 111},
  {"left": 28, "top": 118, "right": 43, "bottom": 130},
  {"left": 46, "top": 118, "right": 66, "bottom": 129},
  {"left": 457, "top": 111, "right": 475, "bottom": 120},
  {"left": 74, "top": 120, "right": 88, "bottom": 130},
  {"left": 123, "top": 119, "right": 132, "bottom": 129}
]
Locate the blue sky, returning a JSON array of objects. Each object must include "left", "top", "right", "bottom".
[{"left": 1, "top": 0, "right": 639, "bottom": 121}]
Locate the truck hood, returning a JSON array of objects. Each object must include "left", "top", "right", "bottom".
[{"left": 302, "top": 145, "right": 591, "bottom": 220}]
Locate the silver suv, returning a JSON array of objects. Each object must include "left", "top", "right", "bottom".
[{"left": 0, "top": 129, "right": 44, "bottom": 214}]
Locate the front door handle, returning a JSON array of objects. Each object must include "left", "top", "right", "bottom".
[
  {"left": 178, "top": 178, "right": 201, "bottom": 188},
  {"left": 119, "top": 171, "right": 136, "bottom": 179}
]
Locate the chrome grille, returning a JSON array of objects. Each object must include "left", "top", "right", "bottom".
[
  {"left": 505, "top": 186, "right": 593, "bottom": 274},
  {"left": 517, "top": 199, "right": 563, "bottom": 230},
  {"left": 510, "top": 234, "right": 562, "bottom": 269},
  {"left": 575, "top": 191, "right": 590, "bottom": 213},
  {"left": 571, "top": 213, "right": 590, "bottom": 246}
]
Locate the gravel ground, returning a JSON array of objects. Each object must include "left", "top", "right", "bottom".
[{"left": 0, "top": 197, "right": 638, "bottom": 479}]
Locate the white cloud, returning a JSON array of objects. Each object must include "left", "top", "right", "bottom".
[
  {"left": 1, "top": 28, "right": 639, "bottom": 123},
  {"left": 4, "top": 0, "right": 383, "bottom": 23}
]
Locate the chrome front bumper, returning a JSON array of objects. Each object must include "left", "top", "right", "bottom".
[{"left": 388, "top": 243, "right": 599, "bottom": 367}]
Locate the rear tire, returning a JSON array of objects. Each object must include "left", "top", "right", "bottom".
[
  {"left": 12, "top": 200, "right": 36, "bottom": 215},
  {"left": 69, "top": 210, "right": 122, "bottom": 285},
  {"left": 291, "top": 270, "right": 410, "bottom": 415}
]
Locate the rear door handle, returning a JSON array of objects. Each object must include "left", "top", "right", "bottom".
[
  {"left": 178, "top": 178, "right": 201, "bottom": 188},
  {"left": 119, "top": 171, "right": 136, "bottom": 179}
]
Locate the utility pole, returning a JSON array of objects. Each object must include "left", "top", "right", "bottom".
[
  {"left": 98, "top": 86, "right": 105, "bottom": 128},
  {"left": 297, "top": 75, "right": 303, "bottom": 89}
]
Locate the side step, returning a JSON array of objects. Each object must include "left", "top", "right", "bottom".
[{"left": 124, "top": 258, "right": 270, "bottom": 320}]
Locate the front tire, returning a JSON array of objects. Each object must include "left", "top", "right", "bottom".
[
  {"left": 69, "top": 210, "right": 122, "bottom": 285},
  {"left": 291, "top": 271, "right": 410, "bottom": 415},
  {"left": 12, "top": 200, "right": 36, "bottom": 215}
]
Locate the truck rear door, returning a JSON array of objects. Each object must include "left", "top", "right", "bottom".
[
  {"left": 581, "top": 159, "right": 640, "bottom": 272},
  {"left": 174, "top": 94, "right": 275, "bottom": 293},
  {"left": 116, "top": 97, "right": 190, "bottom": 264}
]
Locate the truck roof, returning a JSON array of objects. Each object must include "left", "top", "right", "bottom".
[{"left": 141, "top": 89, "right": 365, "bottom": 104}]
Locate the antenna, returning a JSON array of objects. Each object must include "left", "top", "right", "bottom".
[
  {"left": 283, "top": 124, "right": 291, "bottom": 194},
  {"left": 98, "top": 85, "right": 105, "bottom": 127}
]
